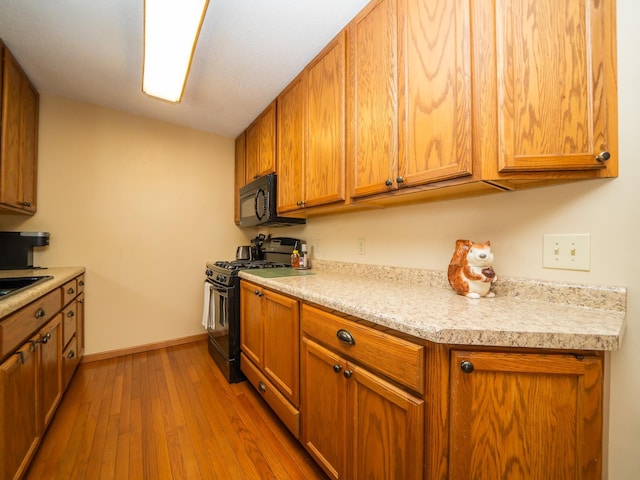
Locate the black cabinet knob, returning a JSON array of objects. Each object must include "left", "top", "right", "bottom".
[
  {"left": 396, "top": 176, "right": 405, "bottom": 184},
  {"left": 333, "top": 364, "right": 342, "bottom": 373},
  {"left": 460, "top": 360, "right": 475, "bottom": 373},
  {"left": 343, "top": 370, "right": 353, "bottom": 379},
  {"left": 385, "top": 179, "right": 393, "bottom": 187},
  {"left": 596, "top": 151, "right": 611, "bottom": 162}
]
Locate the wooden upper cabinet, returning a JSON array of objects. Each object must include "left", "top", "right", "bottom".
[
  {"left": 397, "top": 0, "right": 473, "bottom": 187},
  {"left": 305, "top": 30, "right": 347, "bottom": 208},
  {"left": 0, "top": 43, "right": 39, "bottom": 214},
  {"left": 277, "top": 71, "right": 306, "bottom": 213},
  {"left": 477, "top": 0, "right": 617, "bottom": 177},
  {"left": 245, "top": 101, "right": 276, "bottom": 183},
  {"left": 348, "top": 0, "right": 399, "bottom": 199},
  {"left": 234, "top": 131, "right": 246, "bottom": 224},
  {"left": 449, "top": 350, "right": 603, "bottom": 479}
]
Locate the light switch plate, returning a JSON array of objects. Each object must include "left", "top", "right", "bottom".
[{"left": 543, "top": 234, "right": 591, "bottom": 271}]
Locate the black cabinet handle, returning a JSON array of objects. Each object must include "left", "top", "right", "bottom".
[
  {"left": 67, "top": 287, "right": 75, "bottom": 295},
  {"left": 258, "top": 381, "right": 266, "bottom": 393},
  {"left": 596, "top": 151, "right": 611, "bottom": 162},
  {"left": 21, "top": 201, "right": 32, "bottom": 207},
  {"left": 396, "top": 176, "right": 405, "bottom": 184},
  {"left": 68, "top": 350, "right": 76, "bottom": 359},
  {"left": 460, "top": 360, "right": 475, "bottom": 374},
  {"left": 41, "top": 333, "right": 52, "bottom": 344},
  {"left": 385, "top": 179, "right": 393, "bottom": 187},
  {"left": 333, "top": 364, "right": 342, "bottom": 373},
  {"left": 343, "top": 370, "right": 353, "bottom": 379},
  {"left": 67, "top": 310, "right": 75, "bottom": 318},
  {"left": 34, "top": 308, "right": 45, "bottom": 319},
  {"left": 79, "top": 280, "right": 85, "bottom": 287},
  {"left": 336, "top": 329, "right": 355, "bottom": 345}
]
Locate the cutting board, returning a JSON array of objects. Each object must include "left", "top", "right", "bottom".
[{"left": 246, "top": 267, "right": 315, "bottom": 279}]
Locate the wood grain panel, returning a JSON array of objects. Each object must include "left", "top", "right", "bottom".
[
  {"left": 450, "top": 350, "right": 603, "bottom": 479},
  {"left": 496, "top": 0, "right": 616, "bottom": 172},
  {"left": 348, "top": 0, "right": 398, "bottom": 198},
  {"left": 306, "top": 31, "right": 346, "bottom": 207},
  {"left": 277, "top": 72, "right": 306, "bottom": 212},
  {"left": 398, "top": 0, "right": 472, "bottom": 185},
  {"left": 349, "top": 364, "right": 424, "bottom": 480}
]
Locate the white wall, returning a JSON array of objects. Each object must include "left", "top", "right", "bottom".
[
  {"left": 0, "top": 96, "right": 249, "bottom": 354},
  {"left": 275, "top": 1, "right": 640, "bottom": 477}
]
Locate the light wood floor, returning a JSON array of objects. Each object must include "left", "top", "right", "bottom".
[{"left": 25, "top": 340, "right": 327, "bottom": 479}]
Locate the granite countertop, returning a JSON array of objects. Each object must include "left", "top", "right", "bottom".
[
  {"left": 239, "top": 260, "right": 626, "bottom": 351},
  {"left": 0, "top": 267, "right": 86, "bottom": 318}
]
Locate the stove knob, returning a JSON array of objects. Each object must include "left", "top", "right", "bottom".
[
  {"left": 217, "top": 274, "right": 225, "bottom": 283},
  {"left": 205, "top": 269, "right": 213, "bottom": 276}
]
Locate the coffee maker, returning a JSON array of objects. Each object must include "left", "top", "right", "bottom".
[{"left": 0, "top": 231, "right": 50, "bottom": 269}]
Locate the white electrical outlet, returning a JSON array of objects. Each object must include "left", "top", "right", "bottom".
[
  {"left": 357, "top": 238, "right": 366, "bottom": 255},
  {"left": 542, "top": 234, "right": 591, "bottom": 271}
]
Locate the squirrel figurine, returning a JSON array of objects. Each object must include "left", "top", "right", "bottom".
[{"left": 447, "top": 239, "right": 497, "bottom": 298}]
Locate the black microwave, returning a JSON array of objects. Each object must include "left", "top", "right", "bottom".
[{"left": 239, "top": 173, "right": 305, "bottom": 227}]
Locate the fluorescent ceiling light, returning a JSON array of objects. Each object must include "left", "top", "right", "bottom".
[{"left": 143, "top": 0, "right": 209, "bottom": 103}]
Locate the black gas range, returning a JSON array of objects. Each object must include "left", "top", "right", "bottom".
[{"left": 203, "top": 237, "right": 300, "bottom": 383}]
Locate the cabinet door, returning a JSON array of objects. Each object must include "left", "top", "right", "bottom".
[
  {"left": 77, "top": 292, "right": 85, "bottom": 358},
  {"left": 0, "top": 339, "right": 39, "bottom": 480},
  {"left": 450, "top": 350, "right": 603, "bottom": 479},
  {"left": 301, "top": 337, "right": 347, "bottom": 480},
  {"left": 277, "top": 72, "right": 306, "bottom": 212},
  {"left": 239, "top": 282, "right": 264, "bottom": 367},
  {"left": 397, "top": 0, "right": 472, "bottom": 185},
  {"left": 245, "top": 102, "right": 276, "bottom": 182},
  {"left": 1, "top": 47, "right": 38, "bottom": 214},
  {"left": 39, "top": 314, "right": 63, "bottom": 429},
  {"left": 234, "top": 132, "right": 246, "bottom": 224},
  {"left": 491, "top": 0, "right": 617, "bottom": 174},
  {"left": 348, "top": 364, "right": 424, "bottom": 480},
  {"left": 306, "top": 31, "right": 347, "bottom": 208},
  {"left": 263, "top": 289, "right": 299, "bottom": 405},
  {"left": 348, "top": 0, "right": 399, "bottom": 198}
]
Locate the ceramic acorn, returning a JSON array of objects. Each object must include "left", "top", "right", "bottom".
[{"left": 447, "top": 239, "right": 497, "bottom": 298}]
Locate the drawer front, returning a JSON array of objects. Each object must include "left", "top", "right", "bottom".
[
  {"left": 76, "top": 274, "right": 85, "bottom": 295},
  {"left": 241, "top": 352, "right": 300, "bottom": 439},
  {"left": 62, "top": 302, "right": 78, "bottom": 347},
  {"left": 62, "top": 279, "right": 78, "bottom": 307},
  {"left": 301, "top": 304, "right": 425, "bottom": 394},
  {"left": 0, "top": 288, "right": 62, "bottom": 360},
  {"left": 63, "top": 336, "right": 80, "bottom": 389}
]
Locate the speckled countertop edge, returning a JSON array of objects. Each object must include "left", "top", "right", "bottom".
[
  {"left": 0, "top": 267, "right": 86, "bottom": 317},
  {"left": 240, "top": 260, "right": 626, "bottom": 351}
]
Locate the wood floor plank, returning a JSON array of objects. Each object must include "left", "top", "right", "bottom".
[{"left": 24, "top": 341, "right": 327, "bottom": 480}]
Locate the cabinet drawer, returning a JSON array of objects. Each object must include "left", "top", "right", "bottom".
[
  {"left": 62, "top": 302, "right": 77, "bottom": 348},
  {"left": 301, "top": 304, "right": 425, "bottom": 394},
  {"left": 241, "top": 352, "right": 300, "bottom": 439},
  {"left": 0, "top": 288, "right": 62, "bottom": 361},
  {"left": 62, "top": 279, "right": 78, "bottom": 307},
  {"left": 76, "top": 274, "right": 85, "bottom": 295},
  {"left": 62, "top": 336, "right": 80, "bottom": 389}
]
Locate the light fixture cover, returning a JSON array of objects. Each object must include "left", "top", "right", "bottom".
[{"left": 143, "top": 0, "right": 209, "bottom": 103}]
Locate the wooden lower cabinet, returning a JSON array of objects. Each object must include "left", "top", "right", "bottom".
[
  {"left": 0, "top": 337, "right": 40, "bottom": 480},
  {"left": 0, "top": 273, "right": 85, "bottom": 480},
  {"left": 449, "top": 349, "right": 603, "bottom": 480},
  {"left": 38, "top": 314, "right": 63, "bottom": 430},
  {"left": 240, "top": 281, "right": 301, "bottom": 437},
  {"left": 301, "top": 334, "right": 424, "bottom": 480}
]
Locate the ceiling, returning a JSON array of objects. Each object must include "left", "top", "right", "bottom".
[{"left": 0, "top": 0, "right": 370, "bottom": 138}]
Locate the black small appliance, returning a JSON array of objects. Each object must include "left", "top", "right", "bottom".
[
  {"left": 238, "top": 173, "right": 305, "bottom": 227},
  {"left": 0, "top": 232, "right": 50, "bottom": 269}
]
